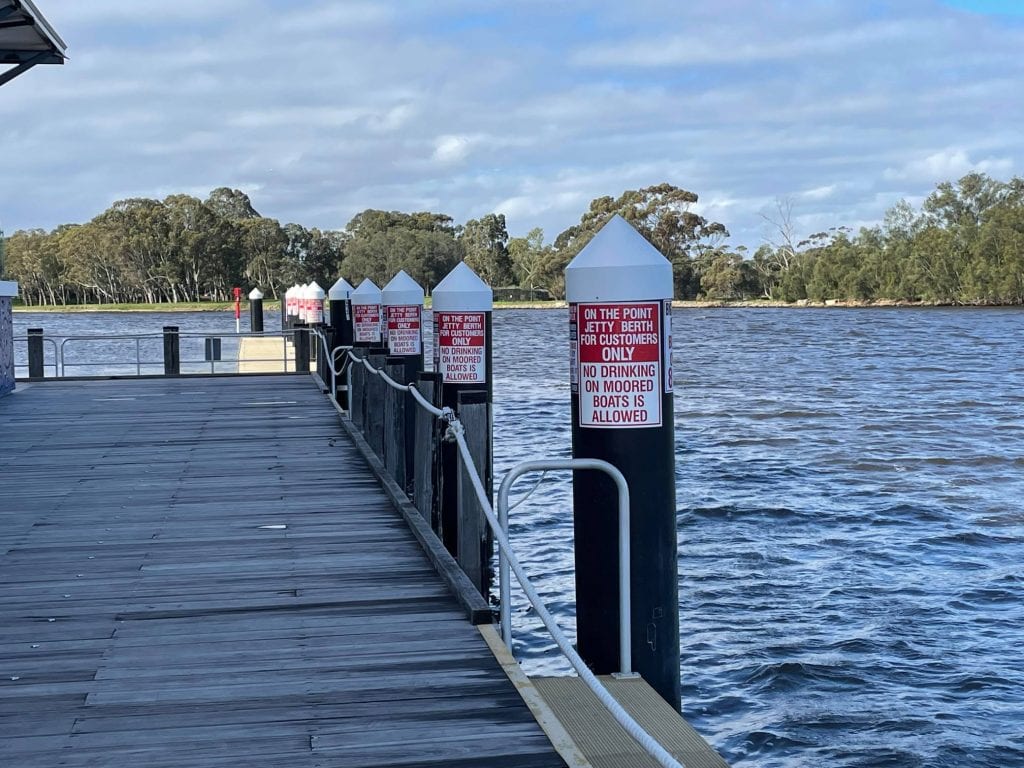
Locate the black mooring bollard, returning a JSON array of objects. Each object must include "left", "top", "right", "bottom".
[
  {"left": 413, "top": 371, "right": 444, "bottom": 530},
  {"left": 384, "top": 356, "right": 410, "bottom": 488},
  {"left": 382, "top": 270, "right": 425, "bottom": 493},
  {"left": 27, "top": 328, "right": 44, "bottom": 379},
  {"left": 329, "top": 278, "right": 354, "bottom": 409},
  {"left": 293, "top": 324, "right": 310, "bottom": 373},
  {"left": 455, "top": 389, "right": 490, "bottom": 596},
  {"left": 366, "top": 347, "right": 388, "bottom": 457},
  {"left": 565, "top": 214, "right": 681, "bottom": 710},
  {"left": 249, "top": 289, "right": 264, "bottom": 333},
  {"left": 431, "top": 263, "right": 493, "bottom": 558},
  {"left": 349, "top": 347, "right": 367, "bottom": 431},
  {"left": 162, "top": 326, "right": 180, "bottom": 376}
]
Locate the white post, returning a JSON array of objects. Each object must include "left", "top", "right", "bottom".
[{"left": 308, "top": 281, "right": 325, "bottom": 325}]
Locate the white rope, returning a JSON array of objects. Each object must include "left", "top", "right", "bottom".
[{"left": 347, "top": 349, "right": 445, "bottom": 417}]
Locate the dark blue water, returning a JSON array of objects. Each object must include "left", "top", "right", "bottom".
[{"left": 14, "top": 307, "right": 1024, "bottom": 767}]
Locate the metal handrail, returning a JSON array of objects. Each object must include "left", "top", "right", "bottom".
[
  {"left": 16, "top": 330, "right": 298, "bottom": 378},
  {"left": 347, "top": 351, "right": 686, "bottom": 768},
  {"left": 497, "top": 459, "right": 632, "bottom": 675},
  {"left": 11, "top": 335, "right": 60, "bottom": 377}
]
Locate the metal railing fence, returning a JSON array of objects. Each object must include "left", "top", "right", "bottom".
[{"left": 13, "top": 330, "right": 300, "bottom": 378}]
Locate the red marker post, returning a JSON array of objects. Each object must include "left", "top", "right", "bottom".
[
  {"left": 233, "top": 286, "right": 242, "bottom": 334},
  {"left": 566, "top": 214, "right": 680, "bottom": 710}
]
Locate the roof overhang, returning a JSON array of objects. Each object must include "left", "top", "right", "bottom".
[{"left": 0, "top": 0, "right": 67, "bottom": 87}]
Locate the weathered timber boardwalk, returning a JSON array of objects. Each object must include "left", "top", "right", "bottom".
[{"left": 0, "top": 376, "right": 565, "bottom": 767}]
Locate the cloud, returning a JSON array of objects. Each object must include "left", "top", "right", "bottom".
[
  {"left": 800, "top": 185, "right": 838, "bottom": 201},
  {"left": 432, "top": 135, "right": 475, "bottom": 164},
  {"left": 3, "top": 0, "right": 1024, "bottom": 253},
  {"left": 884, "top": 148, "right": 1014, "bottom": 184},
  {"left": 572, "top": 18, "right": 930, "bottom": 68}
]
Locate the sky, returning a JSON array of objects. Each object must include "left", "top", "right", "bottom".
[{"left": 2, "top": 0, "right": 1023, "bottom": 251}]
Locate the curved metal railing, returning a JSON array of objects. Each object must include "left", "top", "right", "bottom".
[
  {"left": 11, "top": 335, "right": 60, "bottom": 377},
  {"left": 14, "top": 330, "right": 298, "bottom": 377}
]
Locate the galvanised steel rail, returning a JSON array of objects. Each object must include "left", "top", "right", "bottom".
[
  {"left": 14, "top": 330, "right": 298, "bottom": 378},
  {"left": 11, "top": 335, "right": 59, "bottom": 377},
  {"left": 497, "top": 459, "right": 632, "bottom": 675}
]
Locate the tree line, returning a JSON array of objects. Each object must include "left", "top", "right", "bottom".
[
  {"left": 754, "top": 173, "right": 1024, "bottom": 305},
  {"left": 2, "top": 174, "right": 1022, "bottom": 306}
]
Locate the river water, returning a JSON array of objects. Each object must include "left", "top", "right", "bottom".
[{"left": 12, "top": 307, "right": 1024, "bottom": 767}]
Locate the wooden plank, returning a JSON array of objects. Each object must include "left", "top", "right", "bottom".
[
  {"left": 0, "top": 375, "right": 563, "bottom": 767},
  {"left": 336, "top": 413, "right": 492, "bottom": 625}
]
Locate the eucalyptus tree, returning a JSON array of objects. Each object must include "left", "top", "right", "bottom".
[
  {"left": 340, "top": 209, "right": 460, "bottom": 289},
  {"left": 460, "top": 213, "right": 513, "bottom": 286},
  {"left": 508, "top": 227, "right": 550, "bottom": 298},
  {"left": 546, "top": 183, "right": 729, "bottom": 299}
]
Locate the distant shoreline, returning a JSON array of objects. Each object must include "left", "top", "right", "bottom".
[{"left": 11, "top": 298, "right": 1022, "bottom": 313}]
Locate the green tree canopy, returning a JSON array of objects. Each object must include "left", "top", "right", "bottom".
[
  {"left": 543, "top": 183, "right": 730, "bottom": 299},
  {"left": 460, "top": 213, "right": 513, "bottom": 286},
  {"left": 340, "top": 209, "right": 461, "bottom": 290}
]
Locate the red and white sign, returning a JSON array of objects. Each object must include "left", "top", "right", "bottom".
[
  {"left": 386, "top": 305, "right": 422, "bottom": 355},
  {"left": 435, "top": 311, "right": 486, "bottom": 383},
  {"left": 575, "top": 301, "right": 661, "bottom": 428},
  {"left": 353, "top": 303, "right": 382, "bottom": 343}
]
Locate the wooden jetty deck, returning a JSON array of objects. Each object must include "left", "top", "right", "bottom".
[{"left": 0, "top": 376, "right": 566, "bottom": 767}]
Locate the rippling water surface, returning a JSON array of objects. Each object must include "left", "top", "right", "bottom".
[{"left": 15, "top": 307, "right": 1024, "bottom": 767}]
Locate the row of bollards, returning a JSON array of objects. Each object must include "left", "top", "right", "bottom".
[
  {"left": 329, "top": 265, "right": 496, "bottom": 604},
  {"left": 22, "top": 215, "right": 683, "bottom": 711},
  {"left": 288, "top": 216, "right": 681, "bottom": 710}
]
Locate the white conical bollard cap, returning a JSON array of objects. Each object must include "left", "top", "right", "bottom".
[
  {"left": 432, "top": 262, "right": 492, "bottom": 312},
  {"left": 248, "top": 288, "right": 264, "bottom": 300},
  {"left": 309, "top": 281, "right": 326, "bottom": 300},
  {"left": 351, "top": 278, "right": 382, "bottom": 305},
  {"left": 382, "top": 270, "right": 425, "bottom": 306},
  {"left": 565, "top": 215, "right": 672, "bottom": 302},
  {"left": 329, "top": 277, "right": 353, "bottom": 300}
]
